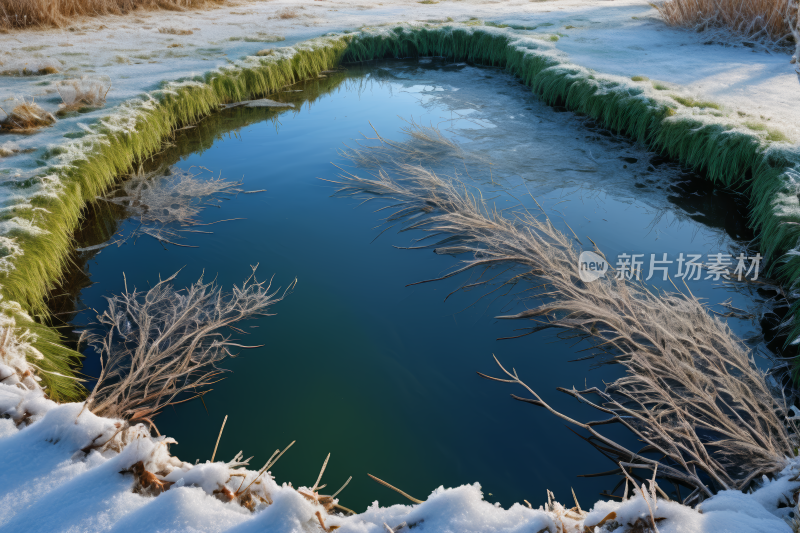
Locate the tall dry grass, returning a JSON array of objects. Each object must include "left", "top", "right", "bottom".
[
  {"left": 657, "top": 0, "right": 800, "bottom": 53},
  {"left": 0, "top": 0, "right": 225, "bottom": 29}
]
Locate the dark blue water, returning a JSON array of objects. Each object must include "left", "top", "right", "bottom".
[{"left": 54, "top": 60, "right": 768, "bottom": 512}]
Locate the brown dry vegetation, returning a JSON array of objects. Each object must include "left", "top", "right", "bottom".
[
  {"left": 657, "top": 0, "right": 799, "bottom": 45},
  {"left": 158, "top": 26, "right": 193, "bottom": 35},
  {"left": 56, "top": 78, "right": 111, "bottom": 115},
  {"left": 0, "top": 99, "right": 56, "bottom": 133},
  {"left": 276, "top": 7, "right": 299, "bottom": 19},
  {"left": 0, "top": 0, "right": 225, "bottom": 30}
]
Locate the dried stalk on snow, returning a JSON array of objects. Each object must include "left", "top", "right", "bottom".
[
  {"left": 332, "top": 138, "right": 798, "bottom": 503},
  {"left": 86, "top": 267, "right": 295, "bottom": 428}
]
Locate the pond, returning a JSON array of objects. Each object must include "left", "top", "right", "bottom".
[{"left": 50, "top": 59, "right": 772, "bottom": 512}]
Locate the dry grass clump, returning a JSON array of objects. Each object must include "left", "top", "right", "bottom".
[
  {"left": 657, "top": 0, "right": 799, "bottom": 53},
  {"left": 55, "top": 78, "right": 111, "bottom": 115},
  {"left": 0, "top": 141, "right": 21, "bottom": 156},
  {"left": 0, "top": 0, "right": 225, "bottom": 29},
  {"left": 86, "top": 267, "right": 295, "bottom": 427},
  {"left": 276, "top": 7, "right": 299, "bottom": 19},
  {"left": 158, "top": 26, "right": 193, "bottom": 35},
  {"left": 0, "top": 98, "right": 56, "bottom": 133},
  {"left": 229, "top": 33, "right": 285, "bottom": 43},
  {"left": 332, "top": 128, "right": 798, "bottom": 504},
  {"left": 0, "top": 61, "right": 59, "bottom": 76}
]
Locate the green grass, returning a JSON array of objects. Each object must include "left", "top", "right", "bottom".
[
  {"left": 652, "top": 82, "right": 669, "bottom": 90},
  {"left": 631, "top": 75, "right": 649, "bottom": 82},
  {"left": 671, "top": 95, "right": 721, "bottom": 110},
  {"left": 746, "top": 121, "right": 790, "bottom": 142}
]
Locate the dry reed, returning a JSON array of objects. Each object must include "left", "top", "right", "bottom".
[
  {"left": 657, "top": 0, "right": 799, "bottom": 53},
  {"left": 86, "top": 267, "right": 295, "bottom": 429},
  {"left": 0, "top": 99, "right": 55, "bottom": 133},
  {"left": 332, "top": 128, "right": 798, "bottom": 503},
  {"left": 0, "top": 0, "right": 225, "bottom": 29}
]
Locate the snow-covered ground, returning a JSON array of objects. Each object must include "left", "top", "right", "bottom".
[
  {"left": 1, "top": 381, "right": 797, "bottom": 533},
  {"left": 2, "top": 0, "right": 797, "bottom": 163}
]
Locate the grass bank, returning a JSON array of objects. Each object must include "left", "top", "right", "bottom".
[{"left": 10, "top": 25, "right": 800, "bottom": 399}]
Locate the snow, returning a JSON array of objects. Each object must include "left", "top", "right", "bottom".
[{"left": 0, "top": 381, "right": 797, "bottom": 533}]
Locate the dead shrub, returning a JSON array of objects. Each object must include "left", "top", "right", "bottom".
[
  {"left": 56, "top": 78, "right": 111, "bottom": 116},
  {"left": 0, "top": 99, "right": 56, "bottom": 133},
  {"left": 0, "top": 59, "right": 60, "bottom": 76},
  {"left": 276, "top": 7, "right": 299, "bottom": 19},
  {"left": 158, "top": 26, "right": 193, "bottom": 35}
]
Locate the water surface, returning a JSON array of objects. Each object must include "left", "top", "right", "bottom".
[{"left": 52, "top": 59, "right": 771, "bottom": 512}]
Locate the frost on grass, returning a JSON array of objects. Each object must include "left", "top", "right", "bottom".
[
  {"left": 95, "top": 165, "right": 259, "bottom": 249},
  {"left": 0, "top": 58, "right": 60, "bottom": 76},
  {"left": 0, "top": 98, "right": 56, "bottom": 133},
  {"left": 55, "top": 78, "right": 112, "bottom": 116},
  {"left": 85, "top": 267, "right": 294, "bottom": 428}
]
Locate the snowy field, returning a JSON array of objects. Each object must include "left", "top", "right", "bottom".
[{"left": 2, "top": 0, "right": 798, "bottom": 165}]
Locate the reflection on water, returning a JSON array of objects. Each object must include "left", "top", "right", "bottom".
[{"left": 48, "top": 60, "right": 780, "bottom": 512}]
